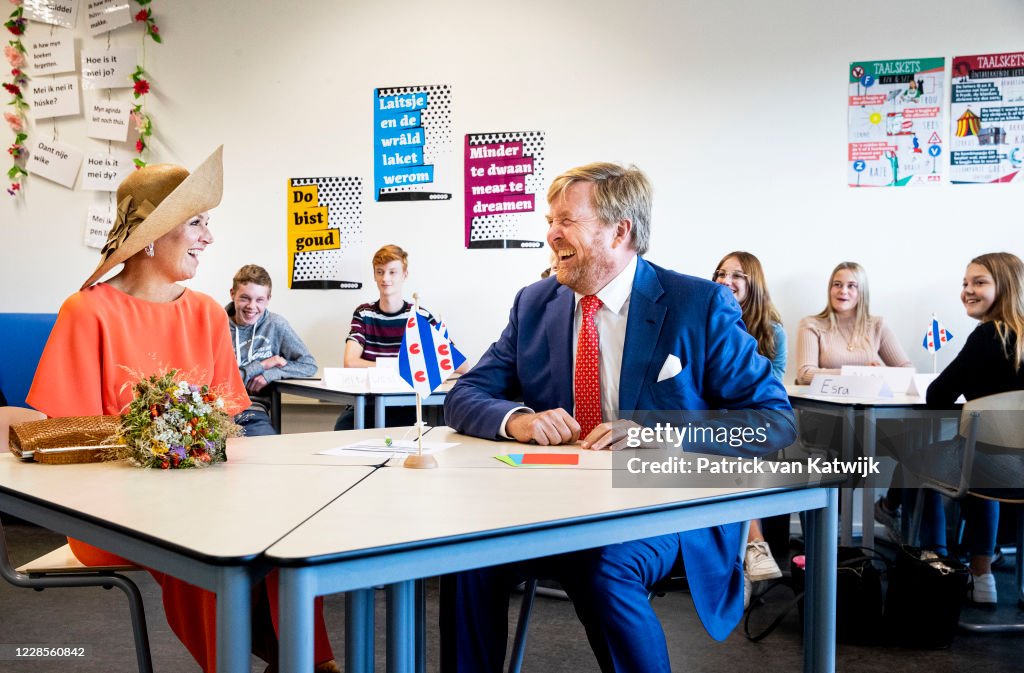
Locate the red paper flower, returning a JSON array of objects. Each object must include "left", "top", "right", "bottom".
[
  {"left": 133, "top": 79, "right": 150, "bottom": 96},
  {"left": 2, "top": 82, "right": 20, "bottom": 96},
  {"left": 135, "top": 9, "right": 148, "bottom": 21},
  {"left": 136, "top": 139, "right": 145, "bottom": 153},
  {"left": 150, "top": 25, "right": 159, "bottom": 34}
]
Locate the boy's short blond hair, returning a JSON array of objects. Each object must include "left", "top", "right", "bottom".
[{"left": 373, "top": 244, "right": 408, "bottom": 271}]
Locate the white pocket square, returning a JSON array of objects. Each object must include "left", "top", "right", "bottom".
[{"left": 657, "top": 354, "right": 683, "bottom": 382}]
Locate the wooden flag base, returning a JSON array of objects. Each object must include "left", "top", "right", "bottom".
[{"left": 403, "top": 454, "right": 438, "bottom": 470}]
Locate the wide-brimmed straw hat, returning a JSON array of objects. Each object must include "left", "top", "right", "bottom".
[{"left": 82, "top": 145, "right": 224, "bottom": 289}]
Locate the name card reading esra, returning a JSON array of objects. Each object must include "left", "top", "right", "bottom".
[{"left": 808, "top": 374, "right": 892, "bottom": 399}]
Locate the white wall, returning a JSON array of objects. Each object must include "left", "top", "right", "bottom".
[{"left": 3, "top": 0, "right": 1024, "bottom": 381}]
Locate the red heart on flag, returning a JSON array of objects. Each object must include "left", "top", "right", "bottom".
[
  {"left": 410, "top": 343, "right": 421, "bottom": 355},
  {"left": 440, "top": 359, "right": 452, "bottom": 370},
  {"left": 407, "top": 317, "right": 416, "bottom": 328},
  {"left": 414, "top": 371, "right": 426, "bottom": 382},
  {"left": 438, "top": 344, "right": 450, "bottom": 356}
]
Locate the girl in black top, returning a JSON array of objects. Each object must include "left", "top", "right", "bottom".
[{"left": 919, "top": 252, "right": 1024, "bottom": 605}]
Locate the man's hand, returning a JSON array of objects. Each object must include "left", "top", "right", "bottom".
[
  {"left": 247, "top": 374, "right": 269, "bottom": 393},
  {"left": 261, "top": 355, "right": 287, "bottom": 369},
  {"left": 505, "top": 409, "right": 580, "bottom": 446},
  {"left": 580, "top": 419, "right": 642, "bottom": 451}
]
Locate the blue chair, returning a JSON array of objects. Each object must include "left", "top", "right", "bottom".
[{"left": 0, "top": 313, "right": 58, "bottom": 408}]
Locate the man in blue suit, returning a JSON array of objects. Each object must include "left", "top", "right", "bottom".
[{"left": 441, "top": 162, "right": 795, "bottom": 673}]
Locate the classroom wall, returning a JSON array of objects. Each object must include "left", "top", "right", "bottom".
[{"left": 3, "top": 0, "right": 1024, "bottom": 381}]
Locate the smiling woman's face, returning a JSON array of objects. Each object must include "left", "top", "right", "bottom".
[
  {"left": 962, "top": 262, "right": 996, "bottom": 320},
  {"left": 152, "top": 212, "right": 213, "bottom": 282}
]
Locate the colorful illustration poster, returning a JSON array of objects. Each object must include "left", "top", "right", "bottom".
[
  {"left": 847, "top": 57, "right": 945, "bottom": 187},
  {"left": 463, "top": 131, "right": 546, "bottom": 249},
  {"left": 949, "top": 51, "right": 1024, "bottom": 184},
  {"left": 286, "top": 177, "right": 363, "bottom": 290},
  {"left": 373, "top": 84, "right": 452, "bottom": 201}
]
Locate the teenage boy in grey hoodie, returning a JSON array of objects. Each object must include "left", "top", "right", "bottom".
[{"left": 226, "top": 264, "right": 317, "bottom": 435}]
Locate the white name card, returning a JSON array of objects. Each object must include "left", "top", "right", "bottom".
[
  {"left": 809, "top": 374, "right": 892, "bottom": 399},
  {"left": 84, "top": 205, "right": 114, "bottom": 249},
  {"left": 81, "top": 47, "right": 136, "bottom": 89},
  {"left": 840, "top": 366, "right": 916, "bottom": 395},
  {"left": 368, "top": 366, "right": 414, "bottom": 394},
  {"left": 85, "top": 100, "right": 130, "bottom": 141},
  {"left": 28, "top": 38, "right": 75, "bottom": 76},
  {"left": 908, "top": 373, "right": 939, "bottom": 398},
  {"left": 29, "top": 75, "right": 80, "bottom": 120},
  {"left": 81, "top": 150, "right": 132, "bottom": 191},
  {"left": 28, "top": 139, "right": 82, "bottom": 188},
  {"left": 322, "top": 368, "right": 369, "bottom": 392}
]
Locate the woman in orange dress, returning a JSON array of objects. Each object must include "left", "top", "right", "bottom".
[{"left": 27, "top": 147, "right": 337, "bottom": 673}]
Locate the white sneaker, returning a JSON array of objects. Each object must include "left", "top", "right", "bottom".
[
  {"left": 745, "top": 540, "right": 782, "bottom": 582},
  {"left": 743, "top": 573, "right": 752, "bottom": 609},
  {"left": 969, "top": 572, "right": 997, "bottom": 605},
  {"left": 873, "top": 497, "right": 903, "bottom": 544}
]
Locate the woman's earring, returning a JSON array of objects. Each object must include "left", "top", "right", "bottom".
[{"left": 145, "top": 242, "right": 155, "bottom": 257}]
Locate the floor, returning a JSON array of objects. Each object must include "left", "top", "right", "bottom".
[{"left": 2, "top": 519, "right": 1023, "bottom": 672}]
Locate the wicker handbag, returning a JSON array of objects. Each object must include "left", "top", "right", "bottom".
[{"left": 9, "top": 416, "right": 121, "bottom": 464}]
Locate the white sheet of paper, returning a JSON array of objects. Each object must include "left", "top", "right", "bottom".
[
  {"left": 808, "top": 374, "right": 891, "bottom": 399},
  {"left": 368, "top": 366, "right": 414, "bottom": 393},
  {"left": 24, "top": 0, "right": 79, "bottom": 28},
  {"left": 841, "top": 365, "right": 916, "bottom": 395},
  {"left": 86, "top": 0, "right": 132, "bottom": 36},
  {"left": 85, "top": 100, "right": 130, "bottom": 141},
  {"left": 29, "top": 75, "right": 80, "bottom": 120},
  {"left": 81, "top": 150, "right": 133, "bottom": 191},
  {"left": 27, "top": 38, "right": 75, "bottom": 76},
  {"left": 321, "top": 368, "right": 369, "bottom": 392},
  {"left": 84, "top": 205, "right": 114, "bottom": 248},
  {"left": 28, "top": 139, "right": 83, "bottom": 188},
  {"left": 81, "top": 47, "right": 136, "bottom": 89},
  {"left": 317, "top": 439, "right": 458, "bottom": 457}
]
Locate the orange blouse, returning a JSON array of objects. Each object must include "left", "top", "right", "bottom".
[{"left": 28, "top": 283, "right": 247, "bottom": 417}]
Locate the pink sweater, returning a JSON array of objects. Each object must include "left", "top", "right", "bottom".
[{"left": 795, "top": 315, "right": 912, "bottom": 385}]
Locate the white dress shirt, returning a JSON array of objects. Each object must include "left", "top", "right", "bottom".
[
  {"left": 571, "top": 254, "right": 636, "bottom": 423},
  {"left": 500, "top": 255, "right": 637, "bottom": 437}
]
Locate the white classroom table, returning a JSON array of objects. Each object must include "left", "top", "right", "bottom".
[
  {"left": 269, "top": 379, "right": 455, "bottom": 432},
  {"left": 0, "top": 451, "right": 373, "bottom": 673},
  {"left": 787, "top": 385, "right": 936, "bottom": 548},
  {"left": 269, "top": 432, "right": 840, "bottom": 673}
]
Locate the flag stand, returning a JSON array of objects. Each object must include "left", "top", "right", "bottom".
[{"left": 404, "top": 373, "right": 438, "bottom": 470}]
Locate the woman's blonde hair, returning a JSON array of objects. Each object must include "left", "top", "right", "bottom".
[
  {"left": 814, "top": 261, "right": 872, "bottom": 347},
  {"left": 713, "top": 251, "right": 782, "bottom": 359},
  {"left": 971, "top": 252, "right": 1024, "bottom": 370}
]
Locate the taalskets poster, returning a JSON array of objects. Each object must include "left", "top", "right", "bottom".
[
  {"left": 464, "top": 131, "right": 545, "bottom": 249},
  {"left": 286, "top": 177, "right": 363, "bottom": 290},
  {"left": 949, "top": 51, "right": 1024, "bottom": 184},
  {"left": 373, "top": 84, "right": 453, "bottom": 201},
  {"left": 847, "top": 57, "right": 945, "bottom": 187}
]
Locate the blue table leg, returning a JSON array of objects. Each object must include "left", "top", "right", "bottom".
[
  {"left": 840, "top": 407, "right": 855, "bottom": 546},
  {"left": 375, "top": 397, "right": 387, "bottom": 428},
  {"left": 386, "top": 581, "right": 415, "bottom": 673},
  {"left": 415, "top": 579, "right": 426, "bottom": 673},
  {"left": 345, "top": 589, "right": 375, "bottom": 673},
  {"left": 862, "top": 407, "right": 876, "bottom": 549},
  {"left": 280, "top": 567, "right": 316, "bottom": 673},
  {"left": 805, "top": 488, "right": 838, "bottom": 673},
  {"left": 354, "top": 396, "right": 366, "bottom": 430},
  {"left": 215, "top": 566, "right": 251, "bottom": 673}
]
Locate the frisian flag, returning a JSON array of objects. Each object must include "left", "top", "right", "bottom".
[
  {"left": 922, "top": 317, "right": 953, "bottom": 353},
  {"left": 398, "top": 311, "right": 466, "bottom": 397}
]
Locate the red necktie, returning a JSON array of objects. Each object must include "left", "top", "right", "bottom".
[{"left": 574, "top": 295, "right": 603, "bottom": 438}]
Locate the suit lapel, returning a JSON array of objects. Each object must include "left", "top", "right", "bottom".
[
  {"left": 620, "top": 259, "right": 667, "bottom": 414},
  {"left": 545, "top": 284, "right": 575, "bottom": 410}
]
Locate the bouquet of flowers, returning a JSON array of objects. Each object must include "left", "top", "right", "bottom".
[{"left": 110, "top": 369, "right": 239, "bottom": 469}]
